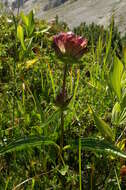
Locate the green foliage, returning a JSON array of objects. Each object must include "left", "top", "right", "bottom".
[
  {"left": 72, "top": 137, "right": 126, "bottom": 159},
  {"left": 0, "top": 136, "right": 59, "bottom": 155},
  {"left": 109, "top": 56, "right": 123, "bottom": 100},
  {"left": 1, "top": 11, "right": 126, "bottom": 189},
  {"left": 112, "top": 102, "right": 126, "bottom": 126},
  {"left": 17, "top": 25, "right": 26, "bottom": 50},
  {"left": 90, "top": 107, "right": 114, "bottom": 141},
  {"left": 20, "top": 10, "right": 35, "bottom": 37},
  {"left": 73, "top": 19, "right": 123, "bottom": 56}
]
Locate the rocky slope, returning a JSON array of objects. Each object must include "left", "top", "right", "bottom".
[{"left": 2, "top": 0, "right": 126, "bottom": 34}]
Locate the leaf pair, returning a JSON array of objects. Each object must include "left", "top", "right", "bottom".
[
  {"left": 1, "top": 136, "right": 126, "bottom": 159},
  {"left": 20, "top": 10, "right": 35, "bottom": 37},
  {"left": 17, "top": 10, "right": 35, "bottom": 51}
]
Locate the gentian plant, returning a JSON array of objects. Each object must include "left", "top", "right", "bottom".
[{"left": 53, "top": 31, "right": 88, "bottom": 151}]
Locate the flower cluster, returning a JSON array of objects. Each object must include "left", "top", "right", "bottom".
[{"left": 53, "top": 32, "right": 88, "bottom": 59}]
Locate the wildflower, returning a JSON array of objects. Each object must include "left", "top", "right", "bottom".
[{"left": 53, "top": 32, "right": 88, "bottom": 59}]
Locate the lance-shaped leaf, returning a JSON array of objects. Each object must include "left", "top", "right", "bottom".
[
  {"left": 71, "top": 137, "right": 126, "bottom": 159},
  {"left": 109, "top": 56, "right": 123, "bottom": 100},
  {"left": 20, "top": 12, "right": 28, "bottom": 27},
  {"left": 20, "top": 10, "right": 35, "bottom": 37},
  {"left": 112, "top": 102, "right": 126, "bottom": 125},
  {"left": 0, "top": 136, "right": 59, "bottom": 156},
  {"left": 111, "top": 102, "right": 121, "bottom": 125},
  {"left": 28, "top": 10, "right": 35, "bottom": 36},
  {"left": 17, "top": 25, "right": 26, "bottom": 51},
  {"left": 90, "top": 107, "right": 114, "bottom": 141}
]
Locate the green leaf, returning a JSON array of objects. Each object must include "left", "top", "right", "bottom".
[
  {"left": 28, "top": 10, "right": 34, "bottom": 27},
  {"left": 111, "top": 102, "right": 121, "bottom": 125},
  {"left": 35, "top": 26, "right": 51, "bottom": 36},
  {"left": 28, "top": 10, "right": 35, "bottom": 36},
  {"left": 109, "top": 56, "right": 123, "bottom": 100},
  {"left": 90, "top": 107, "right": 114, "bottom": 141},
  {"left": 112, "top": 102, "right": 126, "bottom": 125},
  {"left": 71, "top": 137, "right": 126, "bottom": 159},
  {"left": 20, "top": 11, "right": 35, "bottom": 37},
  {"left": 121, "top": 87, "right": 126, "bottom": 110},
  {"left": 0, "top": 136, "right": 59, "bottom": 155},
  {"left": 118, "top": 107, "right": 126, "bottom": 125},
  {"left": 17, "top": 25, "right": 26, "bottom": 51},
  {"left": 20, "top": 12, "right": 28, "bottom": 27}
]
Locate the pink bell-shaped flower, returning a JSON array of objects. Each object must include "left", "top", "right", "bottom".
[{"left": 53, "top": 32, "right": 88, "bottom": 59}]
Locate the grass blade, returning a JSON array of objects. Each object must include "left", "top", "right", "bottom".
[
  {"left": 0, "top": 136, "right": 59, "bottom": 155},
  {"left": 90, "top": 107, "right": 114, "bottom": 141},
  {"left": 70, "top": 137, "right": 126, "bottom": 159}
]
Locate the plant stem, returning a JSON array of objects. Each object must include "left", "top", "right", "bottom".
[
  {"left": 62, "top": 63, "right": 67, "bottom": 99},
  {"left": 114, "top": 167, "right": 121, "bottom": 190},
  {"left": 60, "top": 110, "right": 64, "bottom": 151},
  {"left": 79, "top": 137, "right": 82, "bottom": 190},
  {"left": 11, "top": 12, "right": 17, "bottom": 130},
  {"left": 60, "top": 63, "right": 67, "bottom": 151}
]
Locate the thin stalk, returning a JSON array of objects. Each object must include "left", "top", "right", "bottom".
[
  {"left": 60, "top": 63, "right": 67, "bottom": 150},
  {"left": 79, "top": 137, "right": 82, "bottom": 190},
  {"left": 11, "top": 12, "right": 17, "bottom": 129},
  {"left": 91, "top": 163, "right": 94, "bottom": 190},
  {"left": 72, "top": 69, "right": 80, "bottom": 105},
  {"left": 62, "top": 63, "right": 67, "bottom": 97},
  {"left": 60, "top": 110, "right": 64, "bottom": 151},
  {"left": 12, "top": 58, "right": 16, "bottom": 129},
  {"left": 114, "top": 167, "right": 121, "bottom": 190},
  {"left": 47, "top": 62, "right": 56, "bottom": 98},
  {"left": 70, "top": 68, "right": 73, "bottom": 94},
  {"left": 22, "top": 83, "right": 25, "bottom": 108},
  {"left": 59, "top": 149, "right": 65, "bottom": 166}
]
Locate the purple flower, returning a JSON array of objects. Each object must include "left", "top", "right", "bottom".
[{"left": 53, "top": 32, "right": 88, "bottom": 59}]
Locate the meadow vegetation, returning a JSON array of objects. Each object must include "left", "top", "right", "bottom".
[{"left": 1, "top": 10, "right": 126, "bottom": 189}]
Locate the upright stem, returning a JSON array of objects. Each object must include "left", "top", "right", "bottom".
[
  {"left": 11, "top": 12, "right": 17, "bottom": 130},
  {"left": 79, "top": 137, "right": 82, "bottom": 190},
  {"left": 60, "top": 63, "right": 67, "bottom": 150},
  {"left": 60, "top": 111, "right": 64, "bottom": 151},
  {"left": 62, "top": 63, "right": 67, "bottom": 99}
]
